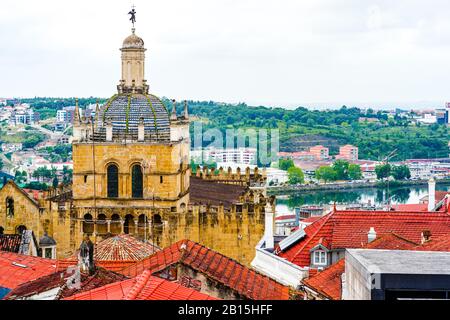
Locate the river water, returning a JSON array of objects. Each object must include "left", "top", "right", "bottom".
[{"left": 275, "top": 183, "right": 450, "bottom": 215}]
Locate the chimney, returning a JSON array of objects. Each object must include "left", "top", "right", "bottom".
[
  {"left": 170, "top": 99, "right": 177, "bottom": 121},
  {"left": 428, "top": 177, "right": 436, "bottom": 211},
  {"left": 138, "top": 117, "right": 145, "bottom": 142},
  {"left": 367, "top": 227, "right": 377, "bottom": 243},
  {"left": 421, "top": 230, "right": 432, "bottom": 244},
  {"left": 106, "top": 118, "right": 113, "bottom": 141},
  {"left": 264, "top": 198, "right": 275, "bottom": 250},
  {"left": 78, "top": 235, "right": 95, "bottom": 275}
]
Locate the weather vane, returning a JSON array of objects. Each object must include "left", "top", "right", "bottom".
[{"left": 129, "top": 5, "right": 137, "bottom": 28}]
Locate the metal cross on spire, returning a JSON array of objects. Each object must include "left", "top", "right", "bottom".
[{"left": 129, "top": 5, "right": 137, "bottom": 28}]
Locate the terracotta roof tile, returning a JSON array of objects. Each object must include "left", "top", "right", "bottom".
[
  {"left": 303, "top": 259, "right": 345, "bottom": 300},
  {"left": 0, "top": 252, "right": 60, "bottom": 290},
  {"left": 278, "top": 210, "right": 450, "bottom": 267},
  {"left": 94, "top": 234, "right": 160, "bottom": 261},
  {"left": 119, "top": 240, "right": 290, "bottom": 300},
  {"left": 5, "top": 267, "right": 127, "bottom": 300},
  {"left": 302, "top": 232, "right": 439, "bottom": 300},
  {"left": 64, "top": 270, "right": 217, "bottom": 300},
  {"left": 415, "top": 234, "right": 450, "bottom": 251}
]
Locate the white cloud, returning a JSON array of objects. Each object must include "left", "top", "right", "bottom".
[{"left": 1, "top": 0, "right": 450, "bottom": 108}]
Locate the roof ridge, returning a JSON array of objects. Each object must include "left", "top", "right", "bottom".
[
  {"left": 123, "top": 270, "right": 152, "bottom": 300},
  {"left": 289, "top": 211, "right": 335, "bottom": 260}
]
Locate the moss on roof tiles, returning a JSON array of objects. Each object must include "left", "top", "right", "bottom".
[
  {"left": 102, "top": 94, "right": 119, "bottom": 122},
  {"left": 144, "top": 94, "right": 159, "bottom": 136}
]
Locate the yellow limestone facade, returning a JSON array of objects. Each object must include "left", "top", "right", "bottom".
[{"left": 0, "top": 26, "right": 268, "bottom": 266}]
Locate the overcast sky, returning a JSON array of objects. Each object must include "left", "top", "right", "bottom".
[{"left": 1, "top": 0, "right": 450, "bottom": 108}]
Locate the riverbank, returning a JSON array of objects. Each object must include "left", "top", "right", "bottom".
[{"left": 268, "top": 179, "right": 450, "bottom": 195}]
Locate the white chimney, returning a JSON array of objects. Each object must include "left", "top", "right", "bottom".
[
  {"left": 106, "top": 119, "right": 113, "bottom": 142},
  {"left": 138, "top": 117, "right": 145, "bottom": 142},
  {"left": 264, "top": 202, "right": 274, "bottom": 250},
  {"left": 368, "top": 227, "right": 377, "bottom": 243},
  {"left": 428, "top": 177, "right": 436, "bottom": 212}
]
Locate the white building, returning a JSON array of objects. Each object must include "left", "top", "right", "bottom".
[
  {"left": 191, "top": 147, "right": 257, "bottom": 165},
  {"left": 266, "top": 167, "right": 289, "bottom": 185},
  {"left": 1, "top": 143, "right": 23, "bottom": 153}
]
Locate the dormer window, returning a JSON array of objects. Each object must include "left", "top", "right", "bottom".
[{"left": 313, "top": 250, "right": 327, "bottom": 265}]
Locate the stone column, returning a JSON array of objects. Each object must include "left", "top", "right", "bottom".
[
  {"left": 107, "top": 220, "right": 111, "bottom": 233},
  {"left": 120, "top": 219, "right": 125, "bottom": 234},
  {"left": 134, "top": 220, "right": 139, "bottom": 235}
]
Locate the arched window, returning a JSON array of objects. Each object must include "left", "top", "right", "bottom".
[
  {"left": 107, "top": 164, "right": 119, "bottom": 198},
  {"left": 0, "top": 226, "right": 4, "bottom": 235},
  {"left": 131, "top": 164, "right": 143, "bottom": 198},
  {"left": 137, "top": 214, "right": 148, "bottom": 238},
  {"left": 153, "top": 214, "right": 162, "bottom": 225},
  {"left": 6, "top": 197, "right": 14, "bottom": 217},
  {"left": 110, "top": 213, "right": 121, "bottom": 234},
  {"left": 83, "top": 213, "right": 94, "bottom": 234},
  {"left": 97, "top": 213, "right": 107, "bottom": 235},
  {"left": 16, "top": 225, "right": 26, "bottom": 235},
  {"left": 124, "top": 214, "right": 134, "bottom": 234}
]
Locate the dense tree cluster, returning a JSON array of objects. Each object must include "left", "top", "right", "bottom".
[
  {"left": 375, "top": 164, "right": 411, "bottom": 181},
  {"left": 315, "top": 160, "right": 363, "bottom": 182}
]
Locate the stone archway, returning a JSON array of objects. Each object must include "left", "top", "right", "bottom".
[
  {"left": 15, "top": 225, "right": 27, "bottom": 235},
  {"left": 124, "top": 214, "right": 135, "bottom": 234},
  {"left": 97, "top": 213, "right": 107, "bottom": 235},
  {"left": 110, "top": 214, "right": 121, "bottom": 234},
  {"left": 83, "top": 214, "right": 94, "bottom": 234}
]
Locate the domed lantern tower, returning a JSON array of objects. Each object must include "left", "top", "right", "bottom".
[{"left": 72, "top": 14, "right": 190, "bottom": 242}]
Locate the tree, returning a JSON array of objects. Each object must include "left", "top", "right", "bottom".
[
  {"left": 14, "top": 170, "right": 27, "bottom": 184},
  {"left": 279, "top": 158, "right": 295, "bottom": 171},
  {"left": 375, "top": 164, "right": 391, "bottom": 180},
  {"left": 332, "top": 160, "right": 350, "bottom": 180},
  {"left": 315, "top": 166, "right": 337, "bottom": 183},
  {"left": 287, "top": 166, "right": 305, "bottom": 185},
  {"left": 61, "top": 165, "right": 73, "bottom": 184},
  {"left": 391, "top": 165, "right": 411, "bottom": 180},
  {"left": 348, "top": 164, "right": 363, "bottom": 180},
  {"left": 52, "top": 176, "right": 59, "bottom": 188}
]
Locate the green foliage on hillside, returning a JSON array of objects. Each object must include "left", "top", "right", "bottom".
[
  {"left": 10, "top": 97, "right": 450, "bottom": 161},
  {"left": 168, "top": 99, "right": 448, "bottom": 161}
]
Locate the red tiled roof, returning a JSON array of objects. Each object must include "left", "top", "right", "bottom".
[
  {"left": 119, "top": 240, "right": 290, "bottom": 300},
  {"left": 391, "top": 204, "right": 429, "bottom": 212},
  {"left": 301, "top": 217, "right": 322, "bottom": 224},
  {"left": 64, "top": 270, "right": 217, "bottom": 300},
  {"left": 0, "top": 252, "right": 59, "bottom": 290},
  {"left": 275, "top": 215, "right": 296, "bottom": 221},
  {"left": 364, "top": 233, "right": 419, "bottom": 250},
  {"left": 278, "top": 210, "right": 450, "bottom": 267},
  {"left": 59, "top": 235, "right": 160, "bottom": 272},
  {"left": 302, "top": 233, "right": 419, "bottom": 300},
  {"left": 303, "top": 259, "right": 345, "bottom": 300},
  {"left": 4, "top": 267, "right": 127, "bottom": 300},
  {"left": 0, "top": 234, "right": 22, "bottom": 253},
  {"left": 415, "top": 234, "right": 450, "bottom": 252},
  {"left": 95, "top": 234, "right": 160, "bottom": 262}
]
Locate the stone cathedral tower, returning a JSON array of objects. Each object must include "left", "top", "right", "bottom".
[{"left": 71, "top": 26, "right": 190, "bottom": 239}]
